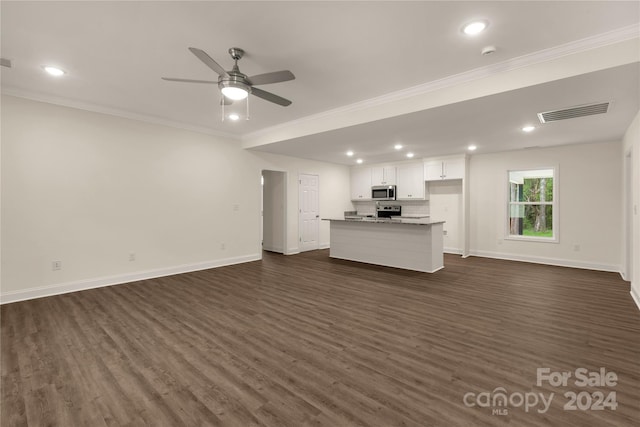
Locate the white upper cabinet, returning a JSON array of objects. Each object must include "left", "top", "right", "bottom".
[
  {"left": 443, "top": 157, "right": 465, "bottom": 180},
  {"left": 424, "top": 160, "right": 444, "bottom": 181},
  {"left": 350, "top": 167, "right": 372, "bottom": 201},
  {"left": 371, "top": 166, "right": 397, "bottom": 186},
  {"left": 424, "top": 156, "right": 466, "bottom": 181},
  {"left": 396, "top": 162, "right": 428, "bottom": 200}
]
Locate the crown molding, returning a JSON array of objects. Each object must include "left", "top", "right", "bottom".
[
  {"left": 243, "top": 23, "right": 640, "bottom": 147},
  {"left": 1, "top": 87, "right": 241, "bottom": 141}
]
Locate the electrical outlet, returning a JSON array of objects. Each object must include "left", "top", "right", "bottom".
[
  {"left": 129, "top": 252, "right": 136, "bottom": 262},
  {"left": 573, "top": 244, "right": 581, "bottom": 252},
  {"left": 52, "top": 261, "right": 62, "bottom": 271},
  {"left": 221, "top": 243, "right": 226, "bottom": 250},
  {"left": 443, "top": 230, "right": 448, "bottom": 236},
  {"left": 233, "top": 204, "right": 239, "bottom": 212}
]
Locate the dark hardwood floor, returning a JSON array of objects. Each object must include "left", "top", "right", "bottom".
[{"left": 2, "top": 250, "right": 639, "bottom": 426}]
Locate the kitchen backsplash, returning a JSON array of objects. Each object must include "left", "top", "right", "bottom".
[{"left": 352, "top": 200, "right": 429, "bottom": 216}]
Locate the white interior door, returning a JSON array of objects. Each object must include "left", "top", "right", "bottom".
[{"left": 299, "top": 173, "right": 319, "bottom": 252}]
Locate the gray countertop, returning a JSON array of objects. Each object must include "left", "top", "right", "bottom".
[{"left": 323, "top": 218, "right": 445, "bottom": 226}]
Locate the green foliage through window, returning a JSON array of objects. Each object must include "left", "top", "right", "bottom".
[{"left": 508, "top": 169, "right": 555, "bottom": 239}]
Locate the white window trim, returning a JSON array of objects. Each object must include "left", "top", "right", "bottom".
[{"left": 505, "top": 166, "right": 559, "bottom": 243}]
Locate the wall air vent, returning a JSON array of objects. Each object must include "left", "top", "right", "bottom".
[
  {"left": 537, "top": 102, "right": 610, "bottom": 123},
  {"left": 0, "top": 58, "right": 11, "bottom": 68}
]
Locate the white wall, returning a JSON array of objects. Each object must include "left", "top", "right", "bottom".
[
  {"left": 622, "top": 111, "right": 640, "bottom": 309},
  {"left": 469, "top": 141, "right": 623, "bottom": 272},
  {"left": 1, "top": 95, "right": 262, "bottom": 300},
  {"left": 252, "top": 152, "right": 352, "bottom": 253},
  {"left": 1, "top": 95, "right": 351, "bottom": 302},
  {"left": 4, "top": 94, "right": 631, "bottom": 304}
]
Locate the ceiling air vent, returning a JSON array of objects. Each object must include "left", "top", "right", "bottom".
[{"left": 537, "top": 102, "right": 610, "bottom": 123}]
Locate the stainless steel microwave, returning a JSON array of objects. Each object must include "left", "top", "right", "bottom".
[{"left": 372, "top": 185, "right": 396, "bottom": 201}]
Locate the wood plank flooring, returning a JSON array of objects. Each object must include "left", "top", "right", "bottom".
[{"left": 2, "top": 250, "right": 639, "bottom": 426}]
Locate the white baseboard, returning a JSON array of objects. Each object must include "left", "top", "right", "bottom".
[
  {"left": 319, "top": 243, "right": 330, "bottom": 250},
  {"left": 0, "top": 253, "right": 261, "bottom": 305},
  {"left": 630, "top": 286, "right": 640, "bottom": 312},
  {"left": 284, "top": 247, "right": 300, "bottom": 255},
  {"left": 468, "top": 250, "right": 621, "bottom": 273}
]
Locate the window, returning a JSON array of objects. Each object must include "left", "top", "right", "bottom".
[{"left": 508, "top": 168, "right": 557, "bottom": 241}]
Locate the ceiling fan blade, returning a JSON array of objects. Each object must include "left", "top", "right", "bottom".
[
  {"left": 248, "top": 70, "right": 295, "bottom": 85},
  {"left": 188, "top": 47, "right": 228, "bottom": 77},
  {"left": 161, "top": 77, "right": 217, "bottom": 84},
  {"left": 251, "top": 87, "right": 292, "bottom": 106}
]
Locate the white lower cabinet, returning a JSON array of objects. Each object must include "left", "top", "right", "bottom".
[{"left": 397, "top": 162, "right": 427, "bottom": 200}]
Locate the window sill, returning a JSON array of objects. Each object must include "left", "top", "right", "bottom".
[{"left": 505, "top": 236, "right": 559, "bottom": 244}]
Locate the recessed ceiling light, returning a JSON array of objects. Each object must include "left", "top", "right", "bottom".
[
  {"left": 468, "top": 145, "right": 477, "bottom": 151},
  {"left": 522, "top": 125, "right": 536, "bottom": 133},
  {"left": 462, "top": 20, "right": 488, "bottom": 36},
  {"left": 394, "top": 144, "right": 403, "bottom": 150},
  {"left": 356, "top": 158, "right": 363, "bottom": 164},
  {"left": 43, "top": 66, "right": 65, "bottom": 76},
  {"left": 346, "top": 150, "right": 354, "bottom": 156},
  {"left": 228, "top": 113, "right": 240, "bottom": 121},
  {"left": 406, "top": 152, "right": 414, "bottom": 158}
]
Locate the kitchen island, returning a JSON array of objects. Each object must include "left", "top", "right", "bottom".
[{"left": 323, "top": 218, "right": 445, "bottom": 273}]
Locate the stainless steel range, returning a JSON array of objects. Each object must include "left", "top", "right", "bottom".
[{"left": 376, "top": 205, "right": 401, "bottom": 218}]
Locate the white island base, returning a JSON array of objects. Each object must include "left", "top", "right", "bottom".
[{"left": 327, "top": 219, "right": 445, "bottom": 273}]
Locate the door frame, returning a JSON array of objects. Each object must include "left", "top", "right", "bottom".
[{"left": 623, "top": 149, "right": 633, "bottom": 281}]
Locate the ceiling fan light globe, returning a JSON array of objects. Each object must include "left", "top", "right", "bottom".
[{"left": 221, "top": 86, "right": 249, "bottom": 100}]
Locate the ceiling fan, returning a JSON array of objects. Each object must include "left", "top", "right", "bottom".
[{"left": 162, "top": 47, "right": 294, "bottom": 107}]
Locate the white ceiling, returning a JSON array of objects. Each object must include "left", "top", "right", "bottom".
[
  {"left": 254, "top": 63, "right": 640, "bottom": 163},
  {"left": 2, "top": 1, "right": 639, "bottom": 165}
]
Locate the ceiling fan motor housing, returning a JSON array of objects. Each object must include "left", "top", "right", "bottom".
[
  {"left": 228, "top": 47, "right": 245, "bottom": 61},
  {"left": 219, "top": 49, "right": 251, "bottom": 96}
]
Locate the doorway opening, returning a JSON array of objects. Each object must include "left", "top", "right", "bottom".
[{"left": 261, "top": 170, "right": 287, "bottom": 254}]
